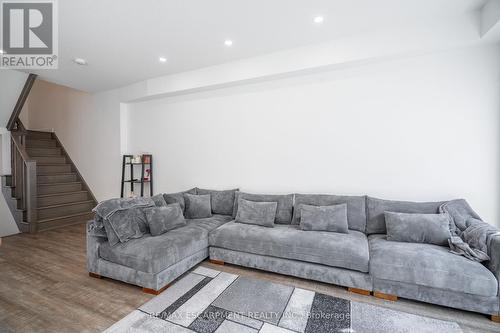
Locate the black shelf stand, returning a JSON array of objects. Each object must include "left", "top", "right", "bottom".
[{"left": 121, "top": 154, "right": 153, "bottom": 198}]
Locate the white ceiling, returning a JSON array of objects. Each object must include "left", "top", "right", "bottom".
[{"left": 28, "top": 0, "right": 487, "bottom": 92}]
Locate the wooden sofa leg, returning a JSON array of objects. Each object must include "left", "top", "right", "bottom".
[
  {"left": 491, "top": 315, "right": 500, "bottom": 323},
  {"left": 89, "top": 272, "right": 101, "bottom": 279},
  {"left": 373, "top": 292, "right": 398, "bottom": 301},
  {"left": 348, "top": 288, "right": 371, "bottom": 296},
  {"left": 209, "top": 259, "right": 224, "bottom": 265},
  {"left": 143, "top": 283, "right": 170, "bottom": 295}
]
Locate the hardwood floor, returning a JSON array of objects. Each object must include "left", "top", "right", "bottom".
[
  {"left": 0, "top": 223, "right": 152, "bottom": 333},
  {"left": 1, "top": 223, "right": 499, "bottom": 332}
]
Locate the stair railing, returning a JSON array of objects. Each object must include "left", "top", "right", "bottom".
[
  {"left": 7, "top": 73, "right": 38, "bottom": 233},
  {"left": 10, "top": 132, "right": 37, "bottom": 233},
  {"left": 6, "top": 74, "right": 37, "bottom": 131}
]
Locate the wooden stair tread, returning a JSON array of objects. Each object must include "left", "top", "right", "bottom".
[
  {"left": 37, "top": 211, "right": 94, "bottom": 224},
  {"left": 36, "top": 162, "right": 71, "bottom": 166},
  {"left": 26, "top": 138, "right": 55, "bottom": 141},
  {"left": 28, "top": 130, "right": 52, "bottom": 133},
  {"left": 26, "top": 140, "right": 57, "bottom": 146},
  {"left": 37, "top": 190, "right": 88, "bottom": 198},
  {"left": 38, "top": 172, "right": 73, "bottom": 176},
  {"left": 29, "top": 154, "right": 63, "bottom": 157},
  {"left": 38, "top": 181, "right": 82, "bottom": 186},
  {"left": 37, "top": 173, "right": 78, "bottom": 180},
  {"left": 37, "top": 200, "right": 94, "bottom": 210},
  {"left": 38, "top": 172, "right": 76, "bottom": 176}
]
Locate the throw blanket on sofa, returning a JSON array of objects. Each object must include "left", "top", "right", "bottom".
[
  {"left": 93, "top": 197, "right": 154, "bottom": 219},
  {"left": 93, "top": 197, "right": 155, "bottom": 245},
  {"left": 439, "top": 199, "right": 500, "bottom": 262}
]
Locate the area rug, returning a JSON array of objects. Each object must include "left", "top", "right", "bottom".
[{"left": 104, "top": 266, "right": 462, "bottom": 333}]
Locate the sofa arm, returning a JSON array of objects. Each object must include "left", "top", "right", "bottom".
[
  {"left": 86, "top": 220, "right": 108, "bottom": 273},
  {"left": 487, "top": 235, "right": 500, "bottom": 294}
]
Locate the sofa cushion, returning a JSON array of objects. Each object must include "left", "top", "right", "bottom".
[
  {"left": 299, "top": 204, "right": 348, "bottom": 233},
  {"left": 184, "top": 193, "right": 212, "bottom": 219},
  {"left": 209, "top": 221, "right": 369, "bottom": 272},
  {"left": 369, "top": 235, "right": 498, "bottom": 297},
  {"left": 163, "top": 188, "right": 197, "bottom": 212},
  {"left": 196, "top": 188, "right": 238, "bottom": 215},
  {"left": 99, "top": 214, "right": 232, "bottom": 273},
  {"left": 232, "top": 192, "right": 294, "bottom": 224},
  {"left": 366, "top": 196, "right": 445, "bottom": 235},
  {"left": 235, "top": 198, "right": 277, "bottom": 227},
  {"left": 186, "top": 214, "right": 233, "bottom": 231},
  {"left": 293, "top": 194, "right": 366, "bottom": 232},
  {"left": 385, "top": 212, "right": 452, "bottom": 245}
]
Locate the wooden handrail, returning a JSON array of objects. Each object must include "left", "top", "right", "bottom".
[
  {"left": 6, "top": 74, "right": 37, "bottom": 131},
  {"left": 6, "top": 73, "right": 38, "bottom": 233},
  {"left": 11, "top": 132, "right": 33, "bottom": 162},
  {"left": 10, "top": 131, "right": 37, "bottom": 232}
]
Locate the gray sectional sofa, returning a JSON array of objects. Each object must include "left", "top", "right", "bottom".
[
  {"left": 87, "top": 214, "right": 232, "bottom": 292},
  {"left": 87, "top": 189, "right": 500, "bottom": 320}
]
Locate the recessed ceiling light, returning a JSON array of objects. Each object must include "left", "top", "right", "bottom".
[
  {"left": 224, "top": 40, "right": 233, "bottom": 47},
  {"left": 313, "top": 16, "right": 324, "bottom": 24},
  {"left": 73, "top": 58, "right": 88, "bottom": 65},
  {"left": 158, "top": 56, "right": 167, "bottom": 63},
  {"left": 0, "top": 49, "right": 5, "bottom": 54}
]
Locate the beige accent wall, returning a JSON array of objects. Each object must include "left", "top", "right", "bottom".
[{"left": 27, "top": 80, "right": 122, "bottom": 201}]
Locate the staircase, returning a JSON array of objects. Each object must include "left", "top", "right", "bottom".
[{"left": 3, "top": 130, "right": 96, "bottom": 232}]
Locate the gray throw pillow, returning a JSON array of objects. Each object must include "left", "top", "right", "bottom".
[
  {"left": 385, "top": 212, "right": 452, "bottom": 245},
  {"left": 134, "top": 196, "right": 166, "bottom": 234},
  {"left": 366, "top": 196, "right": 444, "bottom": 234},
  {"left": 134, "top": 208, "right": 149, "bottom": 234},
  {"left": 105, "top": 209, "right": 143, "bottom": 245},
  {"left": 151, "top": 194, "right": 167, "bottom": 207},
  {"left": 235, "top": 198, "right": 277, "bottom": 227},
  {"left": 232, "top": 192, "right": 293, "bottom": 224},
  {"left": 102, "top": 219, "right": 121, "bottom": 246},
  {"left": 196, "top": 188, "right": 238, "bottom": 215},
  {"left": 299, "top": 204, "right": 349, "bottom": 233},
  {"left": 144, "top": 203, "right": 186, "bottom": 236},
  {"left": 163, "top": 188, "right": 197, "bottom": 212},
  {"left": 184, "top": 193, "right": 212, "bottom": 219},
  {"left": 292, "top": 194, "right": 366, "bottom": 232}
]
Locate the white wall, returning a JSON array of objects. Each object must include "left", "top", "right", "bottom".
[
  {"left": 126, "top": 45, "right": 500, "bottom": 227},
  {"left": 25, "top": 44, "right": 500, "bottom": 228},
  {"left": 0, "top": 70, "right": 29, "bottom": 175},
  {"left": 0, "top": 70, "right": 28, "bottom": 126}
]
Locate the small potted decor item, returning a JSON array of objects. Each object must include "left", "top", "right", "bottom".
[
  {"left": 144, "top": 169, "right": 151, "bottom": 181},
  {"left": 133, "top": 155, "right": 141, "bottom": 164}
]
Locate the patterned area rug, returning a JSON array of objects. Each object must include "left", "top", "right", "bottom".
[{"left": 104, "top": 267, "right": 462, "bottom": 333}]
